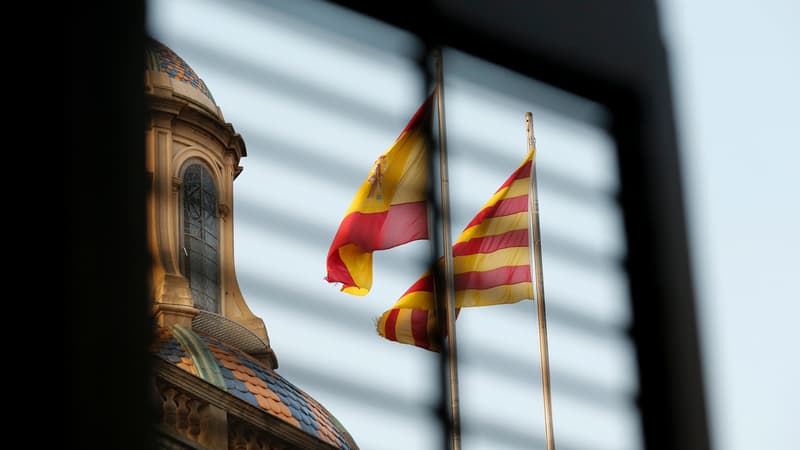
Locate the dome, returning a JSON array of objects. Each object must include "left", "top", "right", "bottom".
[
  {"left": 145, "top": 38, "right": 222, "bottom": 120},
  {"left": 152, "top": 326, "right": 357, "bottom": 449},
  {"left": 146, "top": 38, "right": 215, "bottom": 104}
]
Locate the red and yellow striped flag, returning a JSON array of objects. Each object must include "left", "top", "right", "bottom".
[
  {"left": 326, "top": 96, "right": 433, "bottom": 296},
  {"left": 377, "top": 148, "right": 534, "bottom": 350}
]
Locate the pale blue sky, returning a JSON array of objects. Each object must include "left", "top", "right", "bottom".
[
  {"left": 659, "top": 1, "right": 799, "bottom": 449},
  {"left": 149, "top": 1, "right": 799, "bottom": 449}
]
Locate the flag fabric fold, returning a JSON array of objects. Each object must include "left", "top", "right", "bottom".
[
  {"left": 377, "top": 148, "right": 535, "bottom": 350},
  {"left": 326, "top": 96, "right": 433, "bottom": 296}
]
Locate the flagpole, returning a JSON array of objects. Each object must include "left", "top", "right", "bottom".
[
  {"left": 434, "top": 48, "right": 462, "bottom": 450},
  {"left": 526, "top": 112, "right": 556, "bottom": 450}
]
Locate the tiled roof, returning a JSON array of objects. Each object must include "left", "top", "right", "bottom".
[
  {"left": 152, "top": 326, "right": 356, "bottom": 449},
  {"left": 145, "top": 38, "right": 216, "bottom": 104}
]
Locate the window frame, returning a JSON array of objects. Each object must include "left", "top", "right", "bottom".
[{"left": 178, "top": 158, "right": 222, "bottom": 314}]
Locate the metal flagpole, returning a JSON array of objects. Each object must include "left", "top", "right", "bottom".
[
  {"left": 434, "top": 48, "right": 461, "bottom": 450},
  {"left": 526, "top": 112, "right": 556, "bottom": 450}
]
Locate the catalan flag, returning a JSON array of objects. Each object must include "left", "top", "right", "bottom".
[
  {"left": 377, "top": 148, "right": 535, "bottom": 350},
  {"left": 326, "top": 96, "right": 433, "bottom": 296}
]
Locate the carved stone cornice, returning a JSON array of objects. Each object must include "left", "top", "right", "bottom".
[
  {"left": 153, "top": 302, "right": 198, "bottom": 329},
  {"left": 146, "top": 93, "right": 246, "bottom": 167}
]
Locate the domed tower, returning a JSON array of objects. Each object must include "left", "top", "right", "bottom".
[{"left": 144, "top": 38, "right": 358, "bottom": 450}]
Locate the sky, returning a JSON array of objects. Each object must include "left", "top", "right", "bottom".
[
  {"left": 148, "top": 1, "right": 799, "bottom": 449},
  {"left": 658, "top": 1, "right": 799, "bottom": 449}
]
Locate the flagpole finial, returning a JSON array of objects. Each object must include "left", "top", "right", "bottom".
[{"left": 525, "top": 112, "right": 536, "bottom": 148}]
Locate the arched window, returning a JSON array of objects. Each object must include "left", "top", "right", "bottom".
[{"left": 181, "top": 162, "right": 221, "bottom": 313}]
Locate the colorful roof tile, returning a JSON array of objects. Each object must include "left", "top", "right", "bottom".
[
  {"left": 146, "top": 38, "right": 216, "bottom": 104},
  {"left": 152, "top": 326, "right": 357, "bottom": 449}
]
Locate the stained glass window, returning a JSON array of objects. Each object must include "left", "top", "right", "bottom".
[{"left": 181, "top": 162, "right": 220, "bottom": 313}]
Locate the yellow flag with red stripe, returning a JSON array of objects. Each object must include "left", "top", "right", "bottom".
[
  {"left": 326, "top": 96, "right": 433, "bottom": 296},
  {"left": 377, "top": 148, "right": 534, "bottom": 350}
]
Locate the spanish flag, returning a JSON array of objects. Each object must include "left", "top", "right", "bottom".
[
  {"left": 377, "top": 148, "right": 534, "bottom": 350},
  {"left": 326, "top": 96, "right": 433, "bottom": 296}
]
